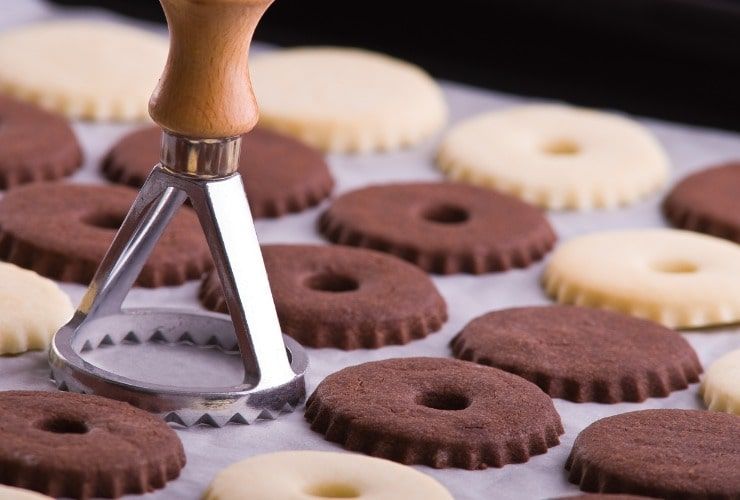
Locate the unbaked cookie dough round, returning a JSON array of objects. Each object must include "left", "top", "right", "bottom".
[
  {"left": 701, "top": 348, "right": 740, "bottom": 415},
  {"left": 203, "top": 451, "right": 453, "bottom": 500},
  {"left": 250, "top": 47, "right": 447, "bottom": 153},
  {"left": 437, "top": 104, "right": 669, "bottom": 210},
  {"left": 543, "top": 229, "right": 740, "bottom": 328},
  {"left": 0, "top": 263, "right": 73, "bottom": 354},
  {"left": 0, "top": 20, "right": 168, "bottom": 121},
  {"left": 0, "top": 485, "right": 52, "bottom": 500}
]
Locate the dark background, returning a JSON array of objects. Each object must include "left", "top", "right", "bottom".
[{"left": 51, "top": 0, "right": 740, "bottom": 132}]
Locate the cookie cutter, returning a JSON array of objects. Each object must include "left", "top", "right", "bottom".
[{"left": 49, "top": 0, "right": 307, "bottom": 427}]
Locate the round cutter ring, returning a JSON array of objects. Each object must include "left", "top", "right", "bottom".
[
  {"left": 50, "top": 308, "right": 308, "bottom": 427},
  {"left": 49, "top": 153, "right": 308, "bottom": 427}
]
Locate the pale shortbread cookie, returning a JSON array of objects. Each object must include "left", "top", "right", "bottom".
[
  {"left": 701, "top": 349, "right": 740, "bottom": 415},
  {"left": 543, "top": 229, "right": 740, "bottom": 328},
  {"left": 0, "top": 485, "right": 52, "bottom": 500},
  {"left": 0, "top": 20, "right": 167, "bottom": 121},
  {"left": 203, "top": 451, "right": 453, "bottom": 500},
  {"left": 437, "top": 104, "right": 669, "bottom": 210},
  {"left": 250, "top": 47, "right": 447, "bottom": 153},
  {"left": 0, "top": 263, "right": 73, "bottom": 354}
]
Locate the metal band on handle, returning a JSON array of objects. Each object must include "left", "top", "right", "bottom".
[{"left": 160, "top": 132, "right": 242, "bottom": 177}]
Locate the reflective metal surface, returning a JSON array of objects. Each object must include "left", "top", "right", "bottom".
[
  {"left": 49, "top": 162, "right": 307, "bottom": 426},
  {"left": 160, "top": 132, "right": 241, "bottom": 177}
]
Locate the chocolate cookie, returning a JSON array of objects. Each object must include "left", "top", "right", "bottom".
[
  {"left": 0, "top": 391, "right": 185, "bottom": 498},
  {"left": 318, "top": 182, "right": 556, "bottom": 274},
  {"left": 566, "top": 409, "right": 740, "bottom": 499},
  {"left": 305, "top": 357, "right": 563, "bottom": 469},
  {"left": 663, "top": 162, "right": 740, "bottom": 242},
  {"left": 555, "top": 496, "right": 657, "bottom": 500},
  {"left": 199, "top": 244, "right": 447, "bottom": 349},
  {"left": 0, "top": 182, "right": 210, "bottom": 287},
  {"left": 102, "top": 126, "right": 334, "bottom": 218},
  {"left": 451, "top": 306, "right": 702, "bottom": 403},
  {"left": 0, "top": 95, "right": 82, "bottom": 189}
]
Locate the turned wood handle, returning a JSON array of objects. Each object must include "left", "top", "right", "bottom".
[{"left": 149, "top": 0, "right": 274, "bottom": 139}]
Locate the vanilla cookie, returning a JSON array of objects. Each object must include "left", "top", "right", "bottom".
[
  {"left": 0, "top": 263, "right": 73, "bottom": 355},
  {"left": 701, "top": 349, "right": 740, "bottom": 415},
  {"left": 0, "top": 485, "right": 52, "bottom": 500},
  {"left": 250, "top": 47, "right": 447, "bottom": 153},
  {"left": 543, "top": 229, "right": 740, "bottom": 328},
  {"left": 437, "top": 105, "right": 669, "bottom": 210},
  {"left": 203, "top": 451, "right": 453, "bottom": 500},
  {"left": 0, "top": 20, "right": 168, "bottom": 121}
]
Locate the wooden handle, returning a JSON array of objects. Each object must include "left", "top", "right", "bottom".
[{"left": 149, "top": 0, "right": 274, "bottom": 139}]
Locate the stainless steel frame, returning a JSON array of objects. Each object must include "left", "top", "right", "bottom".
[{"left": 49, "top": 134, "right": 308, "bottom": 426}]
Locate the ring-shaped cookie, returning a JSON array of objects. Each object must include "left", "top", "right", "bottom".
[
  {"left": 543, "top": 229, "right": 740, "bottom": 328},
  {"left": 437, "top": 104, "right": 669, "bottom": 210},
  {"left": 566, "top": 409, "right": 740, "bottom": 499},
  {"left": 0, "top": 485, "right": 53, "bottom": 499},
  {"left": 0, "top": 95, "right": 82, "bottom": 189},
  {"left": 200, "top": 244, "right": 447, "bottom": 349},
  {"left": 250, "top": 47, "right": 447, "bottom": 153},
  {"left": 663, "top": 162, "right": 740, "bottom": 243},
  {"left": 319, "top": 182, "right": 556, "bottom": 274},
  {"left": 700, "top": 348, "right": 740, "bottom": 415},
  {"left": 0, "top": 391, "right": 185, "bottom": 498},
  {"left": 555, "top": 495, "right": 656, "bottom": 500},
  {"left": 0, "top": 21, "right": 167, "bottom": 121},
  {"left": 0, "top": 182, "right": 210, "bottom": 287},
  {"left": 451, "top": 306, "right": 702, "bottom": 403},
  {"left": 0, "top": 262, "right": 73, "bottom": 354},
  {"left": 203, "top": 451, "right": 453, "bottom": 500},
  {"left": 306, "top": 357, "right": 563, "bottom": 469},
  {"left": 103, "top": 127, "right": 334, "bottom": 219}
]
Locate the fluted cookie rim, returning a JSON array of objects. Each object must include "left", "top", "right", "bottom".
[
  {"left": 101, "top": 126, "right": 335, "bottom": 219},
  {"left": 0, "top": 390, "right": 185, "bottom": 498},
  {"left": 199, "top": 244, "right": 448, "bottom": 349},
  {"left": 451, "top": 305, "right": 703, "bottom": 404},
  {"left": 0, "top": 182, "right": 212, "bottom": 288},
  {"left": 305, "top": 357, "right": 564, "bottom": 469},
  {"left": 319, "top": 182, "right": 557, "bottom": 275}
]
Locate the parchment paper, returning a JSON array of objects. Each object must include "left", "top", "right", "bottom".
[{"left": 1, "top": 2, "right": 739, "bottom": 499}]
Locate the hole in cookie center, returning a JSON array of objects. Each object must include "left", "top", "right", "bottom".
[
  {"left": 652, "top": 260, "right": 698, "bottom": 274},
  {"left": 38, "top": 417, "right": 89, "bottom": 434},
  {"left": 305, "top": 483, "right": 360, "bottom": 498},
  {"left": 422, "top": 204, "right": 470, "bottom": 224},
  {"left": 83, "top": 213, "right": 126, "bottom": 231},
  {"left": 304, "top": 273, "right": 359, "bottom": 293},
  {"left": 543, "top": 139, "right": 580, "bottom": 156},
  {"left": 418, "top": 391, "right": 470, "bottom": 411}
]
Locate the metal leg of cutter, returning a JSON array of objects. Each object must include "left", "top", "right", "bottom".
[{"left": 49, "top": 165, "right": 308, "bottom": 427}]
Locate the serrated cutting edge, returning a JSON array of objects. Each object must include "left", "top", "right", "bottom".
[
  {"left": 48, "top": 168, "right": 307, "bottom": 430},
  {"left": 84, "top": 328, "right": 241, "bottom": 354},
  {"left": 49, "top": 319, "right": 305, "bottom": 427},
  {"left": 159, "top": 402, "right": 300, "bottom": 428},
  {"left": 48, "top": 376, "right": 304, "bottom": 429}
]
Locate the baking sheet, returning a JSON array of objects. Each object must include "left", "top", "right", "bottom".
[{"left": 2, "top": 2, "right": 740, "bottom": 499}]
